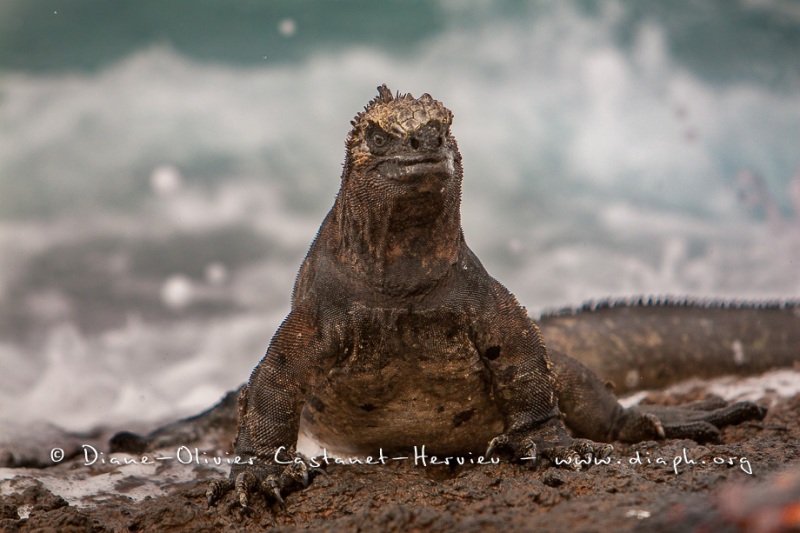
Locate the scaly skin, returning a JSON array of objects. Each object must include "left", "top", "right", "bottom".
[
  {"left": 208, "top": 85, "right": 781, "bottom": 509},
  {"left": 538, "top": 297, "right": 800, "bottom": 394}
]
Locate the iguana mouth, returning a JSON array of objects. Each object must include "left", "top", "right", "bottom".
[{"left": 380, "top": 154, "right": 452, "bottom": 183}]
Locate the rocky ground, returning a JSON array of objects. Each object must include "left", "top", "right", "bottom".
[{"left": 2, "top": 381, "right": 800, "bottom": 532}]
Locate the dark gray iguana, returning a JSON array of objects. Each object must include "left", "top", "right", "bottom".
[{"left": 207, "top": 85, "right": 799, "bottom": 508}]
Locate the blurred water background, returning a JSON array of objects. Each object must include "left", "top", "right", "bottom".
[{"left": 1, "top": 0, "right": 799, "bottom": 432}]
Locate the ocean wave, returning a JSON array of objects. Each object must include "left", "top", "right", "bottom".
[{"left": 0, "top": 2, "right": 798, "bottom": 431}]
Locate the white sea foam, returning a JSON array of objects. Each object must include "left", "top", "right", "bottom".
[
  {"left": 620, "top": 369, "right": 800, "bottom": 409},
  {"left": 0, "top": 3, "right": 798, "bottom": 432}
]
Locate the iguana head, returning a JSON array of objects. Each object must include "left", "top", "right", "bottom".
[
  {"left": 344, "top": 84, "right": 459, "bottom": 191},
  {"left": 326, "top": 85, "right": 464, "bottom": 294}
]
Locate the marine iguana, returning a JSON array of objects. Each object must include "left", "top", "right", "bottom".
[{"left": 207, "top": 85, "right": 798, "bottom": 508}]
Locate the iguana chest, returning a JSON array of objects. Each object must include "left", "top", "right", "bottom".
[{"left": 299, "top": 305, "right": 504, "bottom": 456}]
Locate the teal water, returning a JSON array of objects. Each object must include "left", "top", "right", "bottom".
[
  {"left": 0, "top": 0, "right": 798, "bottom": 430},
  {"left": 2, "top": 0, "right": 799, "bottom": 217}
]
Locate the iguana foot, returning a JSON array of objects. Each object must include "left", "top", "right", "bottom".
[
  {"left": 615, "top": 398, "right": 767, "bottom": 443},
  {"left": 207, "top": 454, "right": 325, "bottom": 509},
  {"left": 486, "top": 433, "right": 613, "bottom": 470}
]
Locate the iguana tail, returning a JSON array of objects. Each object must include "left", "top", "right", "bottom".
[{"left": 537, "top": 296, "right": 800, "bottom": 394}]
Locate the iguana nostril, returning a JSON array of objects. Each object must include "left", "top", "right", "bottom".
[{"left": 410, "top": 137, "right": 421, "bottom": 150}]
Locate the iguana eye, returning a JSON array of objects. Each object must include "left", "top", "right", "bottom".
[
  {"left": 365, "top": 123, "right": 392, "bottom": 152},
  {"left": 372, "top": 132, "right": 387, "bottom": 147}
]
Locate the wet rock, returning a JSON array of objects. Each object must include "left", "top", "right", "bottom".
[{"left": 1, "top": 390, "right": 798, "bottom": 532}]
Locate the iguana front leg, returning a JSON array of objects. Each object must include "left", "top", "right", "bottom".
[
  {"left": 548, "top": 350, "right": 767, "bottom": 443},
  {"left": 477, "top": 288, "right": 613, "bottom": 468},
  {"left": 208, "top": 308, "right": 335, "bottom": 508}
]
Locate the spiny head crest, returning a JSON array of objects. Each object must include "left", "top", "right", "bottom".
[{"left": 347, "top": 84, "right": 453, "bottom": 149}]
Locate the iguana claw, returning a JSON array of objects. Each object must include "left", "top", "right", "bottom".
[
  {"left": 206, "top": 479, "right": 233, "bottom": 507},
  {"left": 208, "top": 452, "right": 328, "bottom": 510},
  {"left": 282, "top": 458, "right": 309, "bottom": 488},
  {"left": 523, "top": 441, "right": 538, "bottom": 467},
  {"left": 263, "top": 475, "right": 284, "bottom": 507},
  {"left": 485, "top": 434, "right": 509, "bottom": 459},
  {"left": 235, "top": 471, "right": 257, "bottom": 508},
  {"left": 485, "top": 434, "right": 537, "bottom": 462}
]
